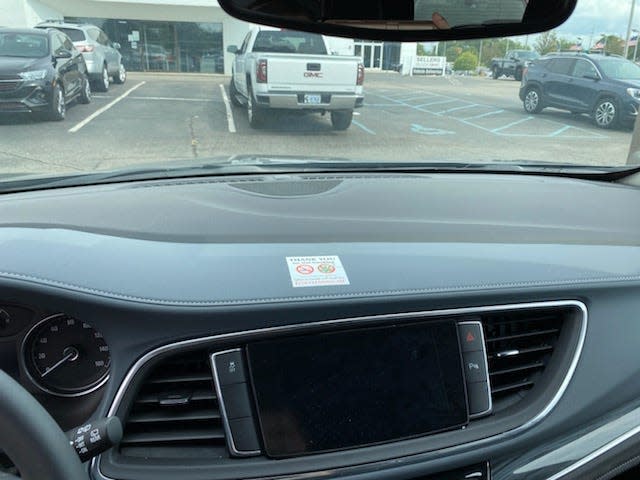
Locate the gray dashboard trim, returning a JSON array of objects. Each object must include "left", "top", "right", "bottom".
[
  {"left": 93, "top": 300, "right": 587, "bottom": 480},
  {"left": 0, "top": 268, "right": 637, "bottom": 306},
  {"left": 545, "top": 424, "right": 640, "bottom": 480}
]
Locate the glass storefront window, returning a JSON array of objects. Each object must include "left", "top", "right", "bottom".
[{"left": 65, "top": 17, "right": 223, "bottom": 73}]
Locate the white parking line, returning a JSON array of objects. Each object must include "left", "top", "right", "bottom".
[
  {"left": 491, "top": 116, "right": 533, "bottom": 133},
  {"left": 463, "top": 110, "right": 505, "bottom": 120},
  {"left": 68, "top": 81, "right": 145, "bottom": 133},
  {"left": 438, "top": 104, "right": 478, "bottom": 114},
  {"left": 93, "top": 95, "right": 215, "bottom": 102},
  {"left": 219, "top": 84, "right": 237, "bottom": 133},
  {"left": 130, "top": 96, "right": 215, "bottom": 102}
]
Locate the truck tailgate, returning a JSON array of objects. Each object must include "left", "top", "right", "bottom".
[{"left": 265, "top": 54, "right": 360, "bottom": 93}]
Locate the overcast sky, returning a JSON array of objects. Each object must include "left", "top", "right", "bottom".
[{"left": 556, "top": 0, "right": 634, "bottom": 41}]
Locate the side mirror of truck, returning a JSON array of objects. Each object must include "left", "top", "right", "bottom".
[{"left": 227, "top": 45, "right": 239, "bottom": 54}]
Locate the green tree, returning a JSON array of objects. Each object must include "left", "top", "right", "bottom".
[
  {"left": 417, "top": 43, "right": 427, "bottom": 56},
  {"left": 596, "top": 35, "right": 625, "bottom": 55},
  {"left": 535, "top": 30, "right": 561, "bottom": 55},
  {"left": 454, "top": 51, "right": 478, "bottom": 71},
  {"left": 446, "top": 45, "right": 463, "bottom": 62}
]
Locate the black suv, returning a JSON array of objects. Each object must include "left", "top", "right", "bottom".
[
  {"left": 519, "top": 53, "right": 640, "bottom": 129},
  {"left": 0, "top": 27, "right": 91, "bottom": 121}
]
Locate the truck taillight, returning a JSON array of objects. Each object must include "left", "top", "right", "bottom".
[
  {"left": 356, "top": 63, "right": 364, "bottom": 85},
  {"left": 256, "top": 59, "right": 268, "bottom": 83},
  {"left": 75, "top": 44, "right": 94, "bottom": 53}
]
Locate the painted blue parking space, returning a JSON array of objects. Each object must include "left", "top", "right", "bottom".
[{"left": 364, "top": 87, "right": 610, "bottom": 140}]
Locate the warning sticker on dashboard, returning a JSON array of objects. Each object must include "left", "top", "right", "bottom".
[{"left": 286, "top": 256, "right": 350, "bottom": 288}]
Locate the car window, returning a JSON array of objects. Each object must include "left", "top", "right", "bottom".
[
  {"left": 516, "top": 51, "right": 539, "bottom": 60},
  {"left": 597, "top": 58, "right": 640, "bottom": 80},
  {"left": 547, "top": 58, "right": 574, "bottom": 75},
  {"left": 87, "top": 27, "right": 101, "bottom": 42},
  {"left": 51, "top": 33, "right": 64, "bottom": 56},
  {"left": 97, "top": 30, "right": 110, "bottom": 46},
  {"left": 572, "top": 59, "right": 598, "bottom": 79},
  {"left": 238, "top": 31, "right": 251, "bottom": 54},
  {"left": 0, "top": 32, "right": 49, "bottom": 58},
  {"left": 59, "top": 33, "right": 74, "bottom": 51},
  {"left": 253, "top": 31, "right": 327, "bottom": 54},
  {"left": 56, "top": 28, "right": 85, "bottom": 42}
]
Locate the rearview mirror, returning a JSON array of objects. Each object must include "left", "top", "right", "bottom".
[
  {"left": 227, "top": 45, "right": 239, "bottom": 54},
  {"left": 217, "top": 0, "right": 578, "bottom": 41}
]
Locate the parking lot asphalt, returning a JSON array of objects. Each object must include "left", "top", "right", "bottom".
[{"left": 0, "top": 71, "right": 635, "bottom": 175}]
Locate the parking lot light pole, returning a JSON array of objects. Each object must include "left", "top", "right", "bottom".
[{"left": 625, "top": 0, "right": 637, "bottom": 58}]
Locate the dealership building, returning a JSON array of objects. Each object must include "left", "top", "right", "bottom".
[{"left": 3, "top": 0, "right": 419, "bottom": 75}]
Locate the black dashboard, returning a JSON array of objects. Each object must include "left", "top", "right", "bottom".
[{"left": 1, "top": 172, "right": 640, "bottom": 480}]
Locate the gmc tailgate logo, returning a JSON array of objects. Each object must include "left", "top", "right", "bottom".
[{"left": 304, "top": 72, "right": 323, "bottom": 78}]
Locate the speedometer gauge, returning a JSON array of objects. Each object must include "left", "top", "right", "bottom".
[{"left": 22, "top": 314, "right": 110, "bottom": 396}]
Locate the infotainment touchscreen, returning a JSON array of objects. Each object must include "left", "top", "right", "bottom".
[{"left": 247, "top": 320, "right": 468, "bottom": 458}]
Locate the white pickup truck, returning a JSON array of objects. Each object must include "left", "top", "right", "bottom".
[{"left": 227, "top": 28, "right": 364, "bottom": 130}]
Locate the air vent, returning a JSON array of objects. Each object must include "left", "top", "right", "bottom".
[
  {"left": 120, "top": 351, "right": 227, "bottom": 459},
  {"left": 482, "top": 308, "right": 565, "bottom": 410}
]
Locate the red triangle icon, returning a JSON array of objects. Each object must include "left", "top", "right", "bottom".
[{"left": 466, "top": 331, "right": 476, "bottom": 342}]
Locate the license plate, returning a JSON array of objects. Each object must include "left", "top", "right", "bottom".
[{"left": 303, "top": 94, "right": 322, "bottom": 105}]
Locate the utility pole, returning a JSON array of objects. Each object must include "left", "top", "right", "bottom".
[
  {"left": 625, "top": 0, "right": 637, "bottom": 58},
  {"left": 635, "top": 29, "right": 639, "bottom": 61},
  {"left": 478, "top": 38, "right": 483, "bottom": 66}
]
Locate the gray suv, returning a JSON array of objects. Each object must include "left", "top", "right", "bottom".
[{"left": 36, "top": 21, "right": 125, "bottom": 92}]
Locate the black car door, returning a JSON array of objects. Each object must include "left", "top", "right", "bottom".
[
  {"left": 52, "top": 33, "right": 80, "bottom": 98},
  {"left": 543, "top": 58, "right": 576, "bottom": 108},
  {"left": 568, "top": 59, "right": 602, "bottom": 112}
]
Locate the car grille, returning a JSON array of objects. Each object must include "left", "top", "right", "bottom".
[
  {"left": 0, "top": 102, "right": 28, "bottom": 111},
  {"left": 0, "top": 79, "right": 21, "bottom": 92}
]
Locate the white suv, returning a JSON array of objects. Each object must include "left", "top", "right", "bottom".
[{"left": 36, "top": 21, "right": 126, "bottom": 92}]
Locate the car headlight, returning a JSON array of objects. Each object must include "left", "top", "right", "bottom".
[
  {"left": 627, "top": 88, "right": 640, "bottom": 100},
  {"left": 18, "top": 70, "right": 47, "bottom": 81}
]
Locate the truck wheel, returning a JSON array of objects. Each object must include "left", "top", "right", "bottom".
[
  {"left": 247, "top": 86, "right": 264, "bottom": 128},
  {"left": 523, "top": 86, "right": 543, "bottom": 114},
  {"left": 492, "top": 66, "right": 500, "bottom": 79},
  {"left": 229, "top": 79, "right": 242, "bottom": 107},
  {"left": 331, "top": 110, "right": 353, "bottom": 131},
  {"left": 515, "top": 68, "right": 523, "bottom": 81}
]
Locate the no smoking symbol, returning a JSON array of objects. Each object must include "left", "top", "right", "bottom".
[{"left": 296, "top": 264, "right": 314, "bottom": 275}]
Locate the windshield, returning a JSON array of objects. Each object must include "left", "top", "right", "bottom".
[
  {"left": 598, "top": 57, "right": 640, "bottom": 80},
  {"left": 1, "top": 0, "right": 640, "bottom": 185},
  {"left": 0, "top": 33, "right": 48, "bottom": 58}
]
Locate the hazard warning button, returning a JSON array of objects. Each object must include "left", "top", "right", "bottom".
[{"left": 457, "top": 321, "right": 483, "bottom": 353}]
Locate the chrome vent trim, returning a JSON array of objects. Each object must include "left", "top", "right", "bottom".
[{"left": 119, "top": 351, "right": 227, "bottom": 459}]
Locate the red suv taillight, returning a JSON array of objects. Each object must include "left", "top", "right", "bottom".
[
  {"left": 356, "top": 63, "right": 365, "bottom": 85},
  {"left": 75, "top": 44, "right": 94, "bottom": 53},
  {"left": 256, "top": 59, "right": 268, "bottom": 83}
]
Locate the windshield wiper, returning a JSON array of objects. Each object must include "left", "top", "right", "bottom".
[{"left": 0, "top": 158, "right": 639, "bottom": 194}]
